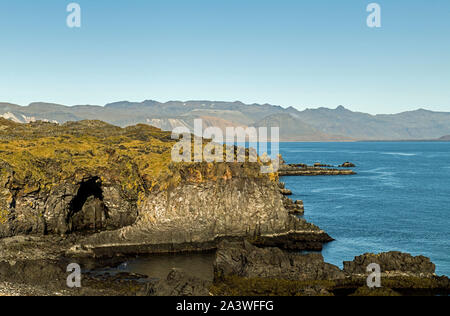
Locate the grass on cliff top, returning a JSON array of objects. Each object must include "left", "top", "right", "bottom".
[
  {"left": 0, "top": 119, "right": 175, "bottom": 195},
  {"left": 0, "top": 119, "right": 277, "bottom": 197}
]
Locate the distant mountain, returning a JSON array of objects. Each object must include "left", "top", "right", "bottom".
[
  {"left": 254, "top": 113, "right": 351, "bottom": 141},
  {"left": 1, "top": 100, "right": 449, "bottom": 141},
  {"left": 439, "top": 135, "right": 450, "bottom": 141}
]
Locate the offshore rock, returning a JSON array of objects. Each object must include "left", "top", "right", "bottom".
[
  {"left": 279, "top": 164, "right": 356, "bottom": 176},
  {"left": 277, "top": 155, "right": 356, "bottom": 176},
  {"left": 314, "top": 163, "right": 333, "bottom": 168}
]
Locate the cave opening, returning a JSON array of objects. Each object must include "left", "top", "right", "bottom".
[{"left": 68, "top": 177, "right": 109, "bottom": 232}]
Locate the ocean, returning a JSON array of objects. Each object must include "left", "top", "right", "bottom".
[{"left": 279, "top": 142, "right": 450, "bottom": 276}]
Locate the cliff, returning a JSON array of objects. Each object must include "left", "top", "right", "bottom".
[
  {"left": 0, "top": 118, "right": 447, "bottom": 296},
  {"left": 0, "top": 118, "right": 331, "bottom": 256},
  {"left": 0, "top": 118, "right": 175, "bottom": 237},
  {"left": 69, "top": 163, "right": 330, "bottom": 257}
]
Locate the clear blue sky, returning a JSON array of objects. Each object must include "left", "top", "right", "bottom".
[{"left": 0, "top": 0, "right": 449, "bottom": 114}]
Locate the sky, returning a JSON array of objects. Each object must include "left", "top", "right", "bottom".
[{"left": 0, "top": 0, "right": 449, "bottom": 114}]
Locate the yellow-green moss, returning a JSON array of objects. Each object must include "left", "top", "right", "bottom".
[
  {"left": 0, "top": 208, "right": 9, "bottom": 224},
  {"left": 0, "top": 120, "right": 278, "bottom": 201},
  {"left": 210, "top": 276, "right": 336, "bottom": 296},
  {"left": 349, "top": 286, "right": 401, "bottom": 296},
  {"left": 0, "top": 121, "right": 174, "bottom": 199}
]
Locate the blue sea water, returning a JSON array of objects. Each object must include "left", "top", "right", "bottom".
[{"left": 279, "top": 142, "right": 450, "bottom": 276}]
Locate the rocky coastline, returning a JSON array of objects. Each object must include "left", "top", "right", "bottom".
[
  {"left": 0, "top": 118, "right": 448, "bottom": 296},
  {"left": 209, "top": 241, "right": 450, "bottom": 296},
  {"left": 142, "top": 241, "right": 450, "bottom": 297},
  {"left": 1, "top": 235, "right": 448, "bottom": 296}
]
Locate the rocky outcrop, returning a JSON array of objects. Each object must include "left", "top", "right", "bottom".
[
  {"left": 0, "top": 120, "right": 170, "bottom": 237},
  {"left": 276, "top": 155, "right": 356, "bottom": 176},
  {"left": 279, "top": 182, "right": 304, "bottom": 215},
  {"left": 211, "top": 242, "right": 450, "bottom": 296},
  {"left": 0, "top": 234, "right": 448, "bottom": 296},
  {"left": 278, "top": 182, "right": 292, "bottom": 196},
  {"left": 0, "top": 175, "right": 138, "bottom": 237},
  {"left": 279, "top": 188, "right": 292, "bottom": 196},
  {"left": 214, "top": 241, "right": 344, "bottom": 281},
  {"left": 314, "top": 163, "right": 333, "bottom": 168},
  {"left": 343, "top": 252, "right": 436, "bottom": 277},
  {"left": 283, "top": 197, "right": 304, "bottom": 215},
  {"left": 278, "top": 164, "right": 356, "bottom": 176}
]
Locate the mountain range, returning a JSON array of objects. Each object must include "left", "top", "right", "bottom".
[{"left": 1, "top": 100, "right": 450, "bottom": 141}]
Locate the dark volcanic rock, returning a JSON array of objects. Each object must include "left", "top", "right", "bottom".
[
  {"left": 214, "top": 241, "right": 344, "bottom": 281},
  {"left": 277, "top": 155, "right": 356, "bottom": 176},
  {"left": 279, "top": 188, "right": 292, "bottom": 196},
  {"left": 340, "top": 162, "right": 356, "bottom": 168},
  {"left": 350, "top": 287, "right": 401, "bottom": 296},
  {"left": 0, "top": 259, "right": 66, "bottom": 287},
  {"left": 314, "top": 163, "right": 333, "bottom": 168},
  {"left": 0, "top": 176, "right": 138, "bottom": 237},
  {"left": 69, "top": 171, "right": 332, "bottom": 257},
  {"left": 0, "top": 235, "right": 449, "bottom": 296},
  {"left": 278, "top": 164, "right": 356, "bottom": 176},
  {"left": 283, "top": 197, "right": 304, "bottom": 215},
  {"left": 212, "top": 242, "right": 450, "bottom": 296},
  {"left": 142, "top": 269, "right": 211, "bottom": 296},
  {"left": 343, "top": 252, "right": 436, "bottom": 276}
]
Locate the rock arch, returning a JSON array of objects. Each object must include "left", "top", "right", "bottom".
[{"left": 67, "top": 177, "right": 109, "bottom": 232}]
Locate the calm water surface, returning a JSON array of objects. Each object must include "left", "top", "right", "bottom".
[{"left": 280, "top": 142, "right": 450, "bottom": 276}]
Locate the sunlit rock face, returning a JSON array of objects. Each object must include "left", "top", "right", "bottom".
[
  {"left": 0, "top": 118, "right": 330, "bottom": 256},
  {"left": 72, "top": 162, "right": 331, "bottom": 257}
]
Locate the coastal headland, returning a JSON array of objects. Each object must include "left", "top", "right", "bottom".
[{"left": 0, "top": 118, "right": 448, "bottom": 296}]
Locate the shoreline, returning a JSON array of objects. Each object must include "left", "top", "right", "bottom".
[{"left": 1, "top": 237, "right": 449, "bottom": 296}]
